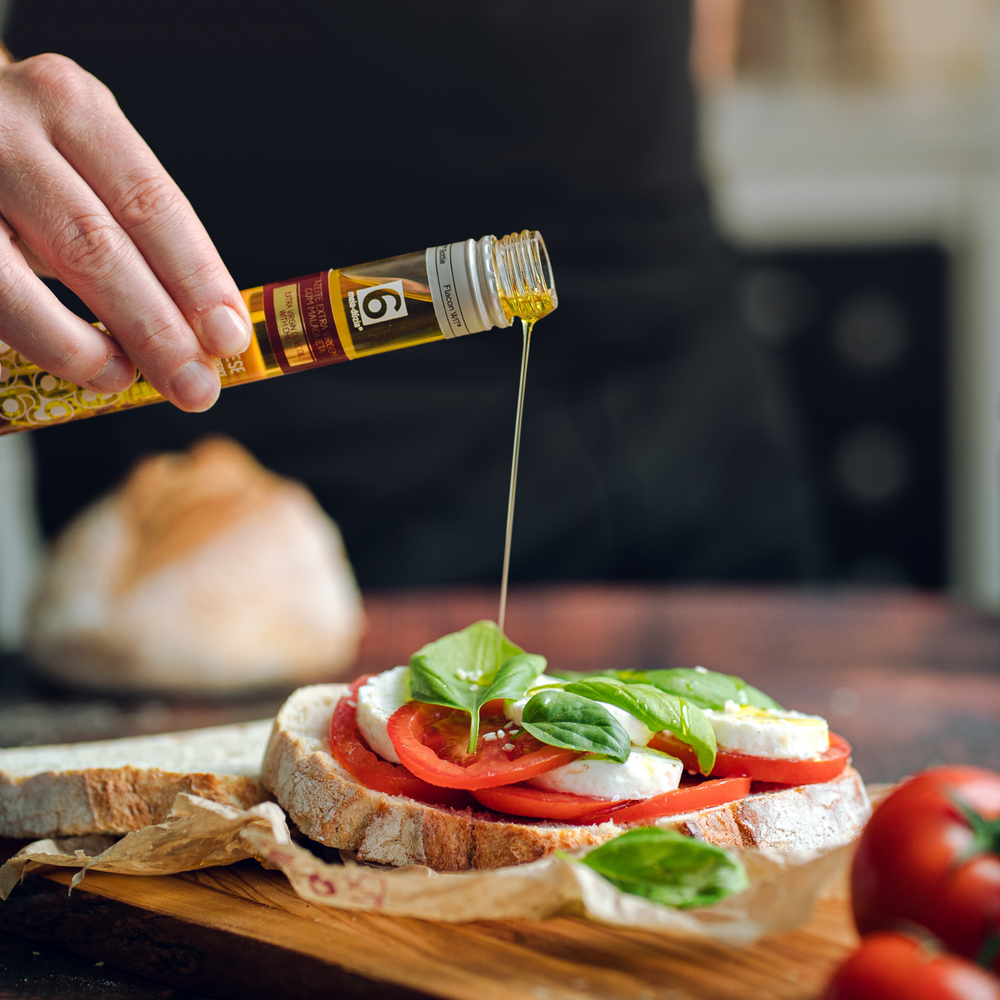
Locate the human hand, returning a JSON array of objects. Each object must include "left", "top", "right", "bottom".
[{"left": 0, "top": 52, "right": 252, "bottom": 412}]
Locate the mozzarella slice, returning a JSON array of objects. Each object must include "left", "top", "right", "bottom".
[
  {"left": 505, "top": 682, "right": 654, "bottom": 747},
  {"left": 599, "top": 702, "right": 655, "bottom": 746},
  {"left": 355, "top": 665, "right": 410, "bottom": 764},
  {"left": 526, "top": 746, "right": 683, "bottom": 800},
  {"left": 504, "top": 679, "right": 565, "bottom": 727},
  {"left": 701, "top": 700, "right": 829, "bottom": 759}
]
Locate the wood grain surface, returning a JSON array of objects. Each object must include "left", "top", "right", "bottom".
[{"left": 0, "top": 861, "right": 858, "bottom": 1000}]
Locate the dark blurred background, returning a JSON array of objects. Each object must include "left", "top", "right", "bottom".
[
  {"left": 1, "top": 0, "right": 993, "bottom": 630},
  {"left": 3, "top": 0, "right": 826, "bottom": 595}
]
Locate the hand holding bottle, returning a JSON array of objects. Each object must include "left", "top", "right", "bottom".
[{"left": 0, "top": 52, "right": 252, "bottom": 412}]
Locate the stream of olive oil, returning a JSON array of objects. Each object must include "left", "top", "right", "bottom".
[{"left": 496, "top": 317, "right": 534, "bottom": 659}]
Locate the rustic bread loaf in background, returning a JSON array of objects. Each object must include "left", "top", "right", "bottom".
[{"left": 26, "top": 437, "right": 364, "bottom": 694}]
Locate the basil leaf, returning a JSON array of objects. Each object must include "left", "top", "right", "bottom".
[
  {"left": 644, "top": 668, "right": 781, "bottom": 712},
  {"left": 562, "top": 677, "right": 716, "bottom": 774},
  {"left": 521, "top": 689, "right": 632, "bottom": 763},
  {"left": 408, "top": 621, "right": 545, "bottom": 751},
  {"left": 580, "top": 827, "right": 749, "bottom": 909},
  {"left": 480, "top": 653, "right": 547, "bottom": 704}
]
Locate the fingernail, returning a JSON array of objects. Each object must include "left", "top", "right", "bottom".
[
  {"left": 201, "top": 306, "right": 251, "bottom": 356},
  {"left": 89, "top": 355, "right": 136, "bottom": 394},
  {"left": 171, "top": 360, "right": 220, "bottom": 412}
]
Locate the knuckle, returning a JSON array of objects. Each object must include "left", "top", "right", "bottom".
[
  {"left": 115, "top": 173, "right": 184, "bottom": 232},
  {"left": 172, "top": 254, "right": 229, "bottom": 303},
  {"left": 49, "top": 212, "right": 126, "bottom": 277},
  {"left": 126, "top": 312, "right": 186, "bottom": 361},
  {"left": 14, "top": 53, "right": 97, "bottom": 111}
]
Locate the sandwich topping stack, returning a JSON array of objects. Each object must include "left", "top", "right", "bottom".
[{"left": 262, "top": 621, "right": 870, "bottom": 870}]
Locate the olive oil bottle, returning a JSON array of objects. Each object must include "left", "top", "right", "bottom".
[{"left": 0, "top": 231, "right": 556, "bottom": 435}]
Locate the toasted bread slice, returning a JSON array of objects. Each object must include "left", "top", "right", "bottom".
[
  {"left": 262, "top": 684, "right": 872, "bottom": 871},
  {"left": 0, "top": 719, "right": 271, "bottom": 838}
]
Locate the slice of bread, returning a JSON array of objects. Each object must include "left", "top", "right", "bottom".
[
  {"left": 0, "top": 719, "right": 271, "bottom": 838},
  {"left": 262, "top": 684, "right": 872, "bottom": 871}
]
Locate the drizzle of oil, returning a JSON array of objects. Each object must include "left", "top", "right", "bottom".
[{"left": 496, "top": 316, "right": 534, "bottom": 664}]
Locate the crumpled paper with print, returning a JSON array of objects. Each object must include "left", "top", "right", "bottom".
[{"left": 0, "top": 791, "right": 854, "bottom": 945}]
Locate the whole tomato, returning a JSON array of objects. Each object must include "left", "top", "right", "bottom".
[
  {"left": 821, "top": 932, "right": 1000, "bottom": 1000},
  {"left": 851, "top": 765, "right": 1000, "bottom": 970}
]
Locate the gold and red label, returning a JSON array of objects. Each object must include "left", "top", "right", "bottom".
[{"left": 262, "top": 270, "right": 349, "bottom": 373}]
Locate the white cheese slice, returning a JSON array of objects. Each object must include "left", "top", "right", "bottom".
[
  {"left": 525, "top": 746, "right": 683, "bottom": 800},
  {"left": 355, "top": 665, "right": 410, "bottom": 764},
  {"left": 504, "top": 679, "right": 565, "bottom": 727},
  {"left": 701, "top": 700, "right": 829, "bottom": 760},
  {"left": 599, "top": 702, "right": 655, "bottom": 746}
]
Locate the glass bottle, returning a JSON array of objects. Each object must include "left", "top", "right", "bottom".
[{"left": 0, "top": 230, "right": 557, "bottom": 435}]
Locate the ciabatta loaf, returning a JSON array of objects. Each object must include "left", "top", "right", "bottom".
[
  {"left": 262, "top": 684, "right": 872, "bottom": 871},
  {"left": 0, "top": 719, "right": 271, "bottom": 838}
]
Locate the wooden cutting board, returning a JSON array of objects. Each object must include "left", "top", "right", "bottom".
[{"left": 0, "top": 860, "right": 858, "bottom": 1000}]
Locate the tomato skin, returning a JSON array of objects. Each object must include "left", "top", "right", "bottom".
[
  {"left": 387, "top": 701, "right": 581, "bottom": 789},
  {"left": 470, "top": 784, "right": 618, "bottom": 821},
  {"left": 851, "top": 766, "right": 1000, "bottom": 972},
  {"left": 469, "top": 776, "right": 751, "bottom": 824},
  {"left": 582, "top": 776, "right": 751, "bottom": 826},
  {"left": 821, "top": 932, "right": 1000, "bottom": 1000},
  {"left": 648, "top": 731, "right": 851, "bottom": 785},
  {"left": 328, "top": 677, "right": 475, "bottom": 809}
]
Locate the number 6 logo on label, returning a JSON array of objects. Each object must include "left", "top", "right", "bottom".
[{"left": 356, "top": 280, "right": 409, "bottom": 327}]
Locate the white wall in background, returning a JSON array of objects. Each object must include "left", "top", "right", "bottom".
[{"left": 698, "top": 7, "right": 1000, "bottom": 608}]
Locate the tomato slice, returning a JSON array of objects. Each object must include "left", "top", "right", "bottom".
[
  {"left": 582, "top": 776, "right": 751, "bottom": 825},
  {"left": 386, "top": 701, "right": 581, "bottom": 789},
  {"left": 470, "top": 784, "right": 619, "bottom": 821},
  {"left": 329, "top": 677, "right": 475, "bottom": 809},
  {"left": 648, "top": 730, "right": 851, "bottom": 785},
  {"left": 470, "top": 775, "right": 751, "bottom": 824}
]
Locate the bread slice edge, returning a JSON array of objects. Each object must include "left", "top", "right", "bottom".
[{"left": 0, "top": 719, "right": 272, "bottom": 838}]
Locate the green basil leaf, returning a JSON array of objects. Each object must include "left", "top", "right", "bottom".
[
  {"left": 643, "top": 667, "right": 781, "bottom": 712},
  {"left": 408, "top": 621, "right": 544, "bottom": 751},
  {"left": 579, "top": 827, "right": 749, "bottom": 909},
  {"left": 521, "top": 689, "right": 632, "bottom": 763},
  {"left": 562, "top": 677, "right": 717, "bottom": 774},
  {"left": 480, "top": 653, "right": 547, "bottom": 705}
]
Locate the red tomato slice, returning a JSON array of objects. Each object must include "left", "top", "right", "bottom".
[
  {"left": 386, "top": 701, "right": 581, "bottom": 789},
  {"left": 470, "top": 775, "right": 751, "bottom": 823},
  {"left": 580, "top": 776, "right": 752, "bottom": 825},
  {"left": 470, "top": 784, "right": 617, "bottom": 821},
  {"left": 329, "top": 676, "right": 474, "bottom": 809},
  {"left": 649, "top": 731, "right": 851, "bottom": 785}
]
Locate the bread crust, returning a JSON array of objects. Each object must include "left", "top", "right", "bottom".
[
  {"left": 262, "top": 684, "right": 872, "bottom": 871},
  {"left": 0, "top": 768, "right": 262, "bottom": 838}
]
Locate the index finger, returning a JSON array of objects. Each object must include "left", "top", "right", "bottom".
[{"left": 6, "top": 56, "right": 250, "bottom": 408}]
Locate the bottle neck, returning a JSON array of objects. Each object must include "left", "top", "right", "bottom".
[{"left": 426, "top": 231, "right": 557, "bottom": 338}]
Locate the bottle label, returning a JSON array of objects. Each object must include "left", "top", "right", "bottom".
[
  {"left": 427, "top": 242, "right": 492, "bottom": 338},
  {"left": 263, "top": 271, "right": 349, "bottom": 373}
]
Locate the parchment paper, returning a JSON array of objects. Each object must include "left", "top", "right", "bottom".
[{"left": 0, "top": 792, "right": 854, "bottom": 945}]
